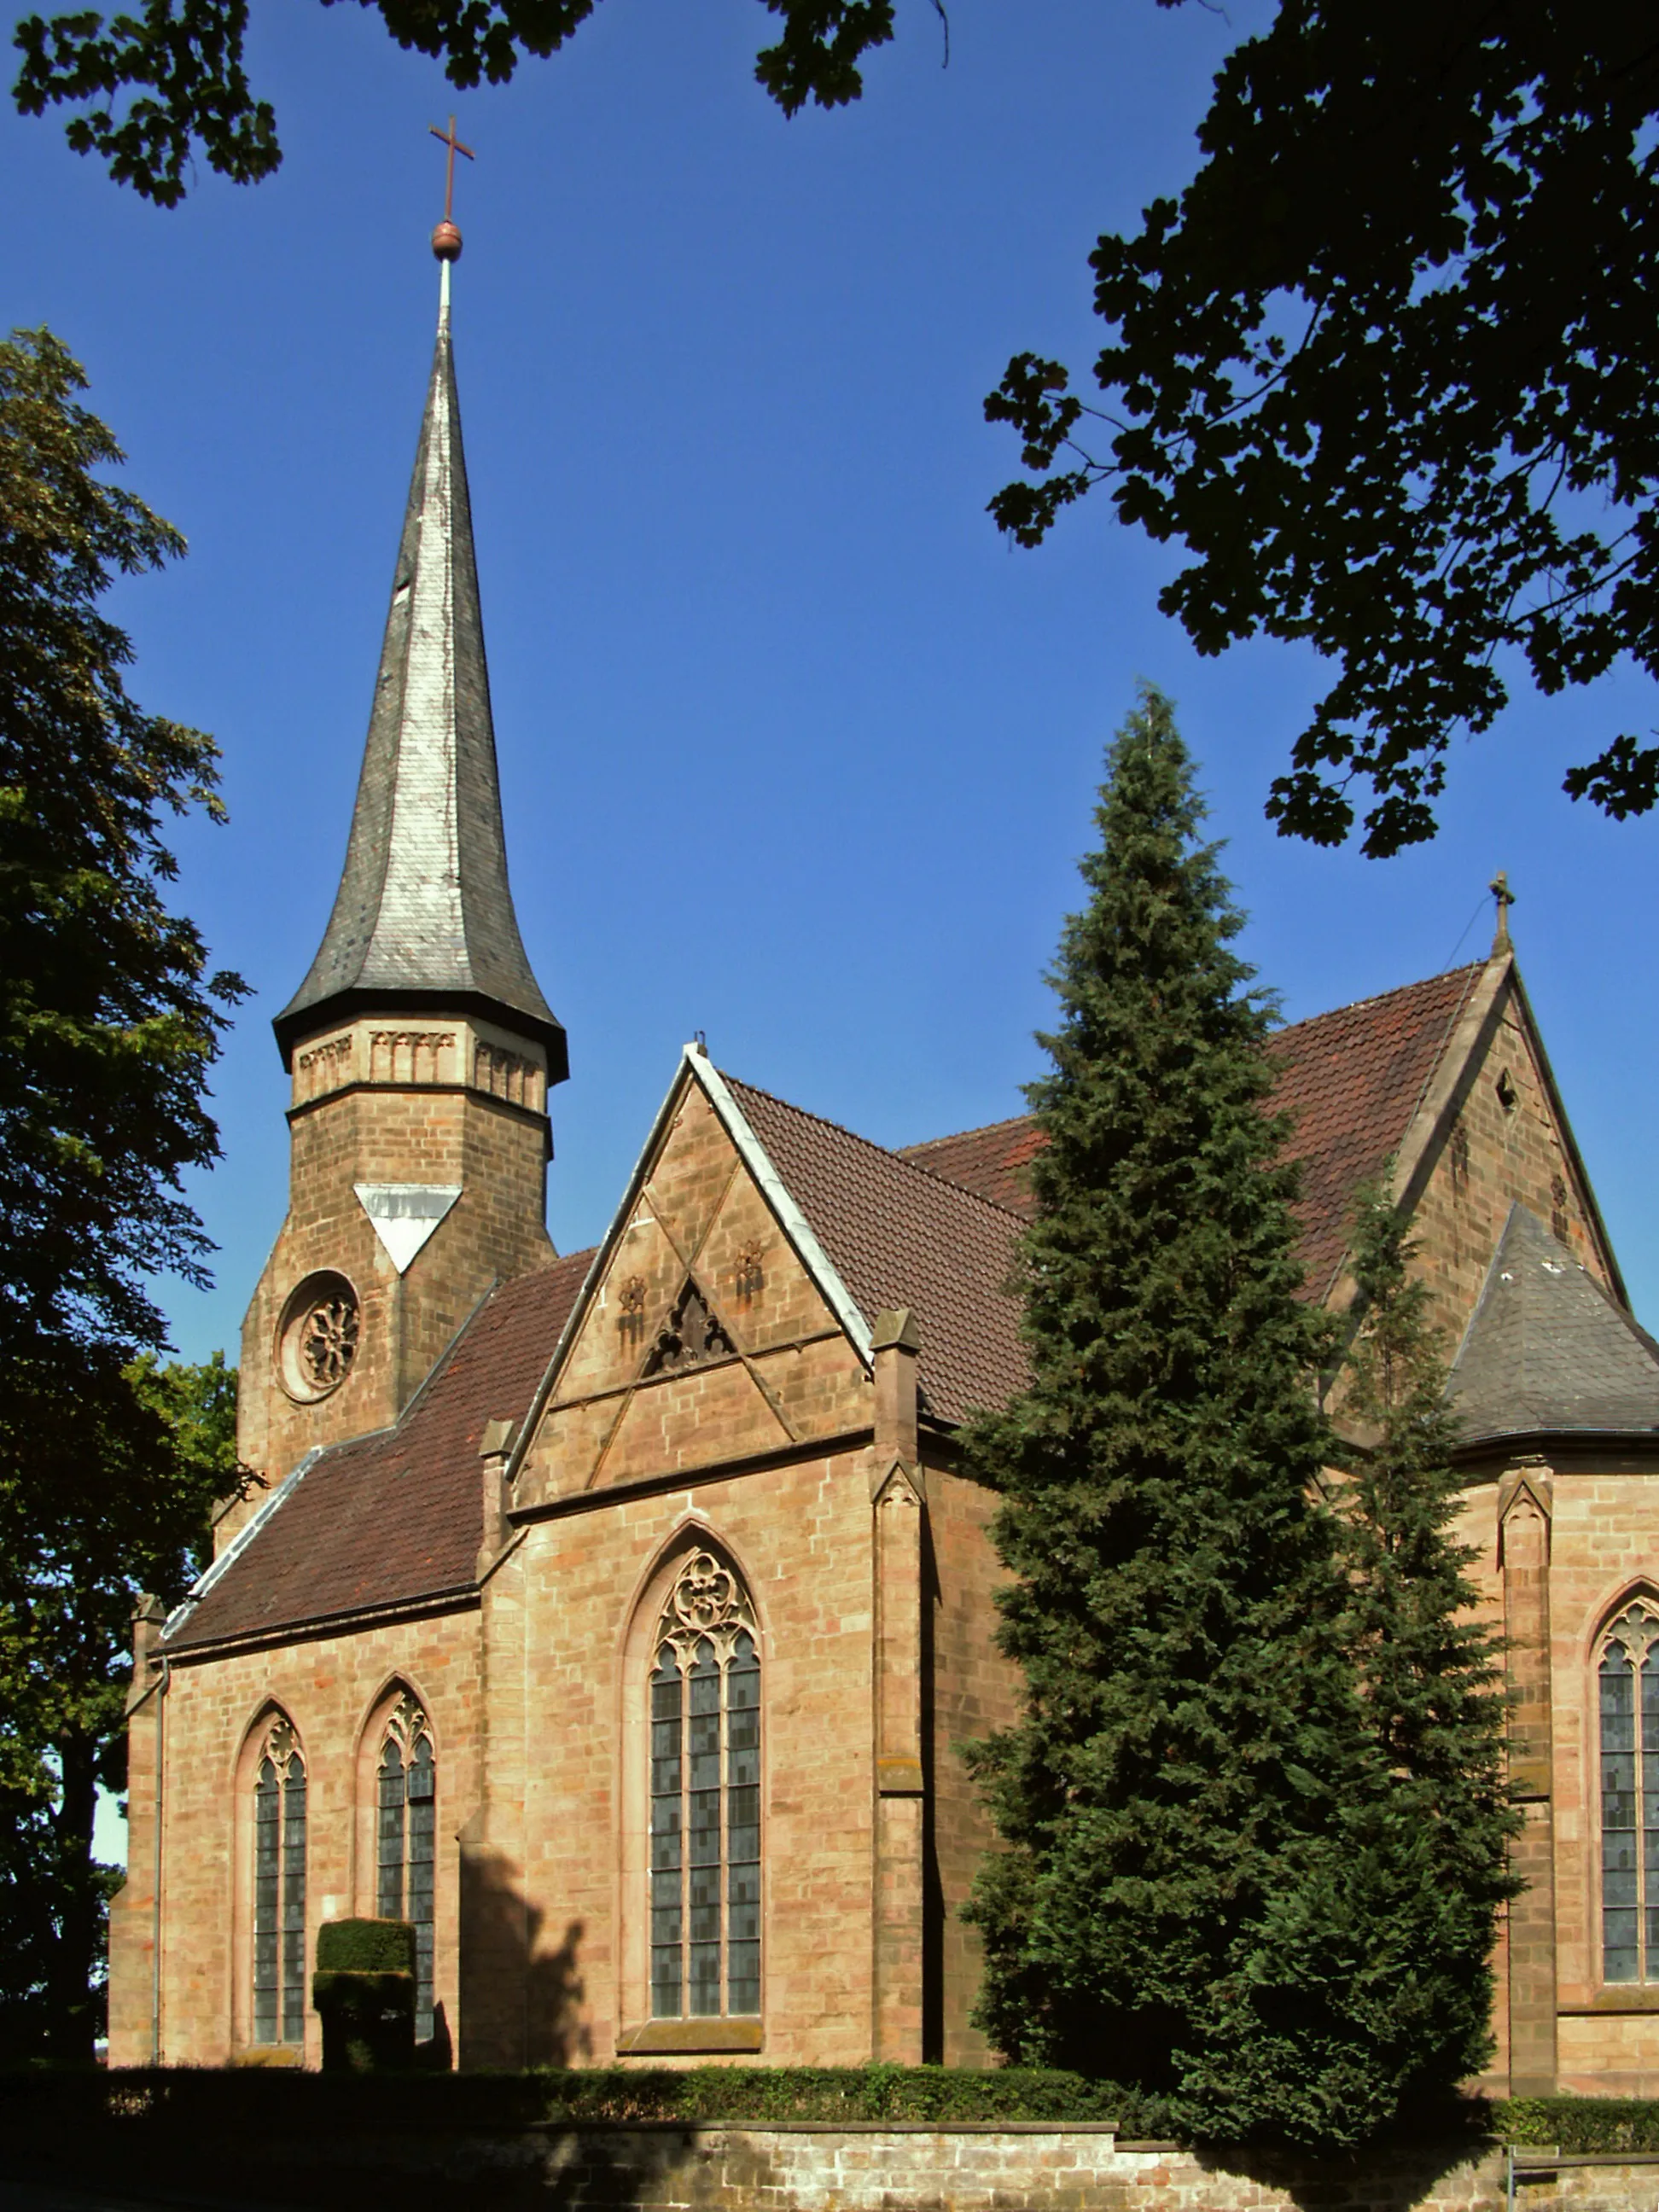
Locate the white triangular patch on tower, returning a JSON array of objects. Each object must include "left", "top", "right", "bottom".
[{"left": 354, "top": 1183, "right": 463, "bottom": 1272}]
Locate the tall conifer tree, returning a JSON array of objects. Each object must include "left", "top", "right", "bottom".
[
  {"left": 963, "top": 689, "right": 1388, "bottom": 2141},
  {"left": 1297, "top": 1187, "right": 1520, "bottom": 2112}
]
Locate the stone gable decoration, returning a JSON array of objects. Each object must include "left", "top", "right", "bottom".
[{"left": 644, "top": 1281, "right": 735, "bottom": 1377}]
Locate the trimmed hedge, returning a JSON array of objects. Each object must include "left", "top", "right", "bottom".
[
  {"left": 1494, "top": 2096, "right": 1659, "bottom": 2152},
  {"left": 0, "top": 2064, "right": 1167, "bottom": 2136},
  {"left": 32, "top": 2067, "right": 1659, "bottom": 2151},
  {"left": 315, "top": 1919, "right": 416, "bottom": 1976}
]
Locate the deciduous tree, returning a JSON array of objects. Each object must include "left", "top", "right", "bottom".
[
  {"left": 0, "top": 1353, "right": 242, "bottom": 2064},
  {"left": 13, "top": 0, "right": 915, "bottom": 207},
  {"left": 987, "top": 5, "right": 1659, "bottom": 854},
  {"left": 0, "top": 325, "right": 242, "bottom": 2060}
]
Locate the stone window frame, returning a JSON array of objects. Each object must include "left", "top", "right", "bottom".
[
  {"left": 232, "top": 1703, "right": 310, "bottom": 2059},
  {"left": 1594, "top": 1591, "right": 1659, "bottom": 1988},
  {"left": 352, "top": 1677, "right": 444, "bottom": 2046},
  {"left": 617, "top": 1525, "right": 770, "bottom": 2054}
]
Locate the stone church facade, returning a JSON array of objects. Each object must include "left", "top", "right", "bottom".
[{"left": 109, "top": 259, "right": 1659, "bottom": 2098}]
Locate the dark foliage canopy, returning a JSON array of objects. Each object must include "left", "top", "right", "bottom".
[
  {"left": 959, "top": 690, "right": 1519, "bottom": 2144},
  {"left": 0, "top": 326, "right": 242, "bottom": 1362},
  {"left": 960, "top": 688, "right": 1375, "bottom": 2142},
  {"left": 1318, "top": 1185, "right": 1520, "bottom": 2114},
  {"left": 0, "top": 1351, "right": 241, "bottom": 2064},
  {"left": 12, "top": 0, "right": 919, "bottom": 207},
  {"left": 987, "top": 3, "right": 1659, "bottom": 854},
  {"left": 0, "top": 325, "right": 244, "bottom": 2064}
]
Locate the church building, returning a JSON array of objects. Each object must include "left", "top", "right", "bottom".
[{"left": 109, "top": 229, "right": 1659, "bottom": 2100}]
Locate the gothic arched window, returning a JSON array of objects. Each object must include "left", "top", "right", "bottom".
[
  {"left": 252, "top": 1717, "right": 307, "bottom": 2046},
  {"left": 375, "top": 1693, "right": 436, "bottom": 2040},
  {"left": 649, "top": 1551, "right": 761, "bottom": 2020},
  {"left": 1600, "top": 1600, "right": 1659, "bottom": 1982}
]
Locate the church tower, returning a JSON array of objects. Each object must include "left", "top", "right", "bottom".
[{"left": 232, "top": 228, "right": 566, "bottom": 1524}]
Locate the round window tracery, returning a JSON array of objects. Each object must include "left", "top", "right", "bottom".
[{"left": 278, "top": 1271, "right": 361, "bottom": 1401}]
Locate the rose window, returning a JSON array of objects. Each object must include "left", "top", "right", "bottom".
[{"left": 278, "top": 1272, "right": 361, "bottom": 1402}]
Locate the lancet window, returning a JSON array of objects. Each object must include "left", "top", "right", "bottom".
[
  {"left": 649, "top": 1551, "right": 760, "bottom": 2019},
  {"left": 375, "top": 1694, "right": 436, "bottom": 2040},
  {"left": 252, "top": 1717, "right": 307, "bottom": 2046},
  {"left": 1601, "top": 1601, "right": 1659, "bottom": 1982}
]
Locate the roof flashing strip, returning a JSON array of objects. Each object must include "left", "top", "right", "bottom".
[
  {"left": 160, "top": 1447, "right": 328, "bottom": 1644},
  {"left": 688, "top": 1051, "right": 874, "bottom": 1369}
]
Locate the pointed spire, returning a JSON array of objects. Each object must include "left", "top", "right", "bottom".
[{"left": 274, "top": 261, "right": 566, "bottom": 1080}]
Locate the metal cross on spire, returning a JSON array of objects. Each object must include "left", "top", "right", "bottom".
[
  {"left": 1489, "top": 869, "right": 1516, "bottom": 954},
  {"left": 428, "top": 114, "right": 474, "bottom": 271}
]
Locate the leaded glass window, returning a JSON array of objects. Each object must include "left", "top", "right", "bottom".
[
  {"left": 252, "top": 1718, "right": 306, "bottom": 2046},
  {"left": 1601, "top": 1602, "right": 1659, "bottom": 1982},
  {"left": 375, "top": 1694, "right": 436, "bottom": 2040},
  {"left": 649, "top": 1551, "right": 761, "bottom": 2019}
]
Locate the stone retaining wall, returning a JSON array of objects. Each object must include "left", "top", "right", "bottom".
[{"left": 9, "top": 2111, "right": 1659, "bottom": 2212}]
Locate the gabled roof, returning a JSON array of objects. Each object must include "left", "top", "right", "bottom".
[
  {"left": 273, "top": 289, "right": 564, "bottom": 1074},
  {"left": 723, "top": 1076, "right": 1027, "bottom": 1425},
  {"left": 165, "top": 1253, "right": 591, "bottom": 1654},
  {"left": 899, "top": 964, "right": 1493, "bottom": 1302},
  {"left": 1449, "top": 1206, "right": 1659, "bottom": 1447}
]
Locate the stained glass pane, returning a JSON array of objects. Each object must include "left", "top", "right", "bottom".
[
  {"left": 409, "top": 1737, "right": 436, "bottom": 2041},
  {"left": 726, "top": 1632, "right": 760, "bottom": 2014},
  {"left": 376, "top": 1740, "right": 405, "bottom": 1922},
  {"left": 1604, "top": 1648, "right": 1640, "bottom": 1981},
  {"left": 253, "top": 1759, "right": 279, "bottom": 2044},
  {"left": 650, "top": 1650, "right": 684, "bottom": 2018},
  {"left": 646, "top": 1593, "right": 761, "bottom": 2025},
  {"left": 281, "top": 1761, "right": 307, "bottom": 2045}
]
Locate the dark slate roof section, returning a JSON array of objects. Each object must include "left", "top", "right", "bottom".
[
  {"left": 724, "top": 1076, "right": 1028, "bottom": 1427},
  {"left": 165, "top": 1253, "right": 592, "bottom": 1653},
  {"left": 1448, "top": 1205, "right": 1659, "bottom": 1446},
  {"left": 899, "top": 965, "right": 1487, "bottom": 1304},
  {"left": 273, "top": 300, "right": 566, "bottom": 1075}
]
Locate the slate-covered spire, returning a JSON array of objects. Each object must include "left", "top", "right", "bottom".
[{"left": 273, "top": 262, "right": 567, "bottom": 1080}]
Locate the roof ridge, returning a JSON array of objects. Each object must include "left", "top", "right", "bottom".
[
  {"left": 721, "top": 1070, "right": 1028, "bottom": 1227},
  {"left": 899, "top": 1111, "right": 1033, "bottom": 1154},
  {"left": 1271, "top": 959, "right": 1487, "bottom": 1044}
]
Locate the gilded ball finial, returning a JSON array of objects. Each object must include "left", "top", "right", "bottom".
[{"left": 432, "top": 219, "right": 463, "bottom": 262}]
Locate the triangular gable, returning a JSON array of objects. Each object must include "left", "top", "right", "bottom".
[{"left": 510, "top": 1049, "right": 876, "bottom": 1501}]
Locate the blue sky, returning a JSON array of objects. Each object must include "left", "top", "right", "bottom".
[{"left": 8, "top": 0, "right": 1657, "bottom": 1364}]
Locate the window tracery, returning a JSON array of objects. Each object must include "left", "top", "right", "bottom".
[
  {"left": 252, "top": 1716, "right": 306, "bottom": 2046},
  {"left": 1601, "top": 1600, "right": 1659, "bottom": 1982},
  {"left": 643, "top": 1282, "right": 734, "bottom": 1377},
  {"left": 375, "top": 1692, "right": 436, "bottom": 2040},
  {"left": 649, "top": 1551, "right": 760, "bottom": 2019},
  {"left": 277, "top": 1271, "right": 360, "bottom": 1400}
]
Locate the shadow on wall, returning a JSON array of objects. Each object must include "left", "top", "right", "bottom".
[
  {"left": 1202, "top": 2135, "right": 1501, "bottom": 2212},
  {"left": 459, "top": 1834, "right": 593, "bottom": 2069}
]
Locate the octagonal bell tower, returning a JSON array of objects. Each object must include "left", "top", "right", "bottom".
[{"left": 229, "top": 233, "right": 567, "bottom": 1537}]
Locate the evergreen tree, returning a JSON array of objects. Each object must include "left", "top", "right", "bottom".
[
  {"left": 1285, "top": 1186, "right": 1521, "bottom": 2115},
  {"left": 963, "top": 687, "right": 1400, "bottom": 2144}
]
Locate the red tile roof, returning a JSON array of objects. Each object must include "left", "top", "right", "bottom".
[
  {"left": 168, "top": 965, "right": 1484, "bottom": 1652},
  {"left": 725, "top": 1077, "right": 1027, "bottom": 1427},
  {"left": 166, "top": 1252, "right": 592, "bottom": 1654},
  {"left": 898, "top": 964, "right": 1486, "bottom": 1303}
]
